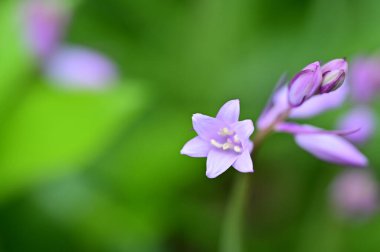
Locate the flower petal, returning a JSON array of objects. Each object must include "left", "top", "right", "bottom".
[
  {"left": 290, "top": 83, "right": 348, "bottom": 118},
  {"left": 295, "top": 133, "right": 368, "bottom": 167},
  {"left": 233, "top": 151, "right": 254, "bottom": 173},
  {"left": 206, "top": 149, "right": 238, "bottom": 178},
  {"left": 216, "top": 99, "right": 240, "bottom": 123},
  {"left": 180, "top": 137, "right": 211, "bottom": 157},
  {"left": 276, "top": 122, "right": 359, "bottom": 136},
  {"left": 233, "top": 120, "right": 254, "bottom": 139},
  {"left": 192, "top": 113, "right": 223, "bottom": 140},
  {"left": 337, "top": 106, "right": 376, "bottom": 145}
]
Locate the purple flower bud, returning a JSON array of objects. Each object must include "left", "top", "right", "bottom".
[
  {"left": 22, "top": 0, "right": 69, "bottom": 60},
  {"left": 330, "top": 170, "right": 379, "bottom": 218},
  {"left": 321, "top": 58, "right": 348, "bottom": 74},
  {"left": 43, "top": 46, "right": 118, "bottom": 89},
  {"left": 320, "top": 59, "right": 348, "bottom": 94},
  {"left": 288, "top": 61, "right": 322, "bottom": 107},
  {"left": 319, "top": 70, "right": 346, "bottom": 93}
]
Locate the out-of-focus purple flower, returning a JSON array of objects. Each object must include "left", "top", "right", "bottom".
[
  {"left": 349, "top": 57, "right": 380, "bottom": 103},
  {"left": 337, "top": 106, "right": 376, "bottom": 145},
  {"left": 44, "top": 46, "right": 118, "bottom": 89},
  {"left": 331, "top": 170, "right": 378, "bottom": 218},
  {"left": 320, "top": 59, "right": 348, "bottom": 94},
  {"left": 276, "top": 123, "right": 368, "bottom": 167},
  {"left": 288, "top": 62, "right": 322, "bottom": 107},
  {"left": 181, "top": 100, "right": 254, "bottom": 178},
  {"left": 22, "top": 0, "right": 69, "bottom": 59}
]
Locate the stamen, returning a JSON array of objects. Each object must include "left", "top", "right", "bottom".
[
  {"left": 233, "top": 146, "right": 242, "bottom": 153},
  {"left": 222, "top": 142, "right": 233, "bottom": 150},
  {"left": 233, "top": 134, "right": 240, "bottom": 143},
  {"left": 218, "top": 127, "right": 234, "bottom": 136},
  {"left": 210, "top": 139, "right": 223, "bottom": 148}
]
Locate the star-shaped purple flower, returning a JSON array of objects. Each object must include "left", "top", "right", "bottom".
[{"left": 181, "top": 100, "right": 254, "bottom": 178}]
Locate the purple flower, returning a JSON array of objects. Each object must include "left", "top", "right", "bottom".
[
  {"left": 276, "top": 123, "right": 368, "bottom": 167},
  {"left": 43, "top": 46, "right": 118, "bottom": 89},
  {"left": 258, "top": 71, "right": 348, "bottom": 129},
  {"left": 349, "top": 57, "right": 380, "bottom": 103},
  {"left": 320, "top": 58, "right": 348, "bottom": 94},
  {"left": 337, "top": 106, "right": 376, "bottom": 145},
  {"left": 22, "top": 0, "right": 69, "bottom": 60},
  {"left": 288, "top": 61, "right": 322, "bottom": 107},
  {"left": 181, "top": 100, "right": 254, "bottom": 178},
  {"left": 330, "top": 170, "right": 378, "bottom": 218}
]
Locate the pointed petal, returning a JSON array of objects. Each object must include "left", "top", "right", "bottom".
[
  {"left": 295, "top": 133, "right": 368, "bottom": 167},
  {"left": 243, "top": 140, "right": 254, "bottom": 153},
  {"left": 216, "top": 99, "right": 240, "bottom": 123},
  {"left": 337, "top": 106, "right": 376, "bottom": 144},
  {"left": 192, "top": 113, "right": 223, "bottom": 140},
  {"left": 180, "top": 137, "right": 211, "bottom": 157},
  {"left": 290, "top": 83, "right": 348, "bottom": 118},
  {"left": 206, "top": 149, "right": 238, "bottom": 178},
  {"left": 276, "top": 122, "right": 359, "bottom": 136},
  {"left": 233, "top": 151, "right": 254, "bottom": 173},
  {"left": 233, "top": 120, "right": 254, "bottom": 139}
]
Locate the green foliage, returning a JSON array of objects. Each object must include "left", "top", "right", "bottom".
[{"left": 1, "top": 0, "right": 380, "bottom": 251}]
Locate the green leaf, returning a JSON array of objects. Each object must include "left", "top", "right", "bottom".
[{"left": 0, "top": 83, "right": 145, "bottom": 201}]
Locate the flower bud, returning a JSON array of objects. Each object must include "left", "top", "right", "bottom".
[
  {"left": 320, "top": 70, "right": 345, "bottom": 93},
  {"left": 321, "top": 58, "right": 348, "bottom": 73},
  {"left": 288, "top": 61, "right": 322, "bottom": 107},
  {"left": 319, "top": 58, "right": 348, "bottom": 94}
]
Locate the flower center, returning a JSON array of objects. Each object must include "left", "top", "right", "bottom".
[{"left": 210, "top": 127, "right": 242, "bottom": 153}]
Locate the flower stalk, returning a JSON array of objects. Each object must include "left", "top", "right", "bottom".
[{"left": 220, "top": 109, "right": 289, "bottom": 252}]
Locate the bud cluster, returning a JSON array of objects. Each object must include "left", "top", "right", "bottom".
[{"left": 288, "top": 59, "right": 348, "bottom": 107}]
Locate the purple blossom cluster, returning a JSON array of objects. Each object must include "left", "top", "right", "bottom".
[
  {"left": 181, "top": 59, "right": 368, "bottom": 178},
  {"left": 21, "top": 0, "right": 118, "bottom": 89},
  {"left": 329, "top": 55, "right": 380, "bottom": 218}
]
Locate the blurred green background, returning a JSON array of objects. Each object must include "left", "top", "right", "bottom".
[{"left": 1, "top": 0, "right": 380, "bottom": 251}]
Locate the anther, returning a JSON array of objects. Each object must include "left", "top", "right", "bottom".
[
  {"left": 233, "top": 146, "right": 242, "bottom": 153},
  {"left": 222, "top": 142, "right": 233, "bottom": 150},
  {"left": 233, "top": 134, "right": 240, "bottom": 143},
  {"left": 210, "top": 139, "right": 223, "bottom": 148},
  {"left": 219, "top": 127, "right": 234, "bottom": 136}
]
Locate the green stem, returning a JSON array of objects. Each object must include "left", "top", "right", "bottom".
[
  {"left": 219, "top": 174, "right": 250, "bottom": 252},
  {"left": 219, "top": 108, "right": 291, "bottom": 252}
]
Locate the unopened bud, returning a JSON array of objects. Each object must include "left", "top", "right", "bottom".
[
  {"left": 320, "top": 70, "right": 346, "bottom": 93},
  {"left": 288, "top": 61, "right": 322, "bottom": 107}
]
